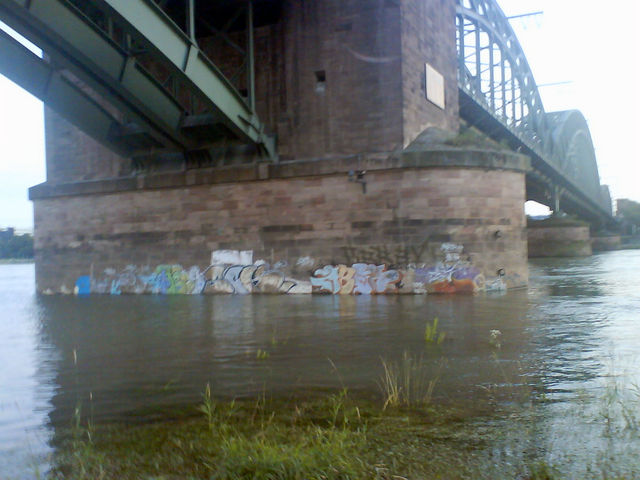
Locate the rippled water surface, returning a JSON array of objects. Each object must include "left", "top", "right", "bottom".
[{"left": 2, "top": 251, "right": 640, "bottom": 478}]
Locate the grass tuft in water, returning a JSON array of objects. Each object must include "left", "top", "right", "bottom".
[
  {"left": 46, "top": 387, "right": 604, "bottom": 480},
  {"left": 198, "top": 382, "right": 216, "bottom": 431},
  {"left": 379, "top": 351, "right": 444, "bottom": 410},
  {"left": 424, "top": 317, "right": 446, "bottom": 345},
  {"left": 524, "top": 461, "right": 562, "bottom": 480},
  {"left": 256, "top": 348, "right": 270, "bottom": 360}
]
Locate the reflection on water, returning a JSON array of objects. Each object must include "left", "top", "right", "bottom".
[
  {"left": 0, "top": 264, "right": 54, "bottom": 479},
  {"left": 42, "top": 292, "right": 540, "bottom": 424},
  {"left": 2, "top": 251, "right": 640, "bottom": 477},
  {"left": 525, "top": 253, "right": 640, "bottom": 475},
  {"left": 37, "top": 290, "right": 532, "bottom": 427}
]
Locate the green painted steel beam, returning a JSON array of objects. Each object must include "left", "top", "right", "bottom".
[
  {"left": 91, "top": 0, "right": 276, "bottom": 160},
  {"left": 0, "top": 0, "right": 277, "bottom": 161},
  {"left": 0, "top": 0, "right": 191, "bottom": 152},
  {"left": 0, "top": 28, "right": 138, "bottom": 158}
]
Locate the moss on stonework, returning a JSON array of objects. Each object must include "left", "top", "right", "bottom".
[{"left": 444, "top": 125, "right": 511, "bottom": 151}]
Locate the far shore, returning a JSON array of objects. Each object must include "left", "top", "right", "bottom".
[{"left": 0, "top": 258, "right": 34, "bottom": 264}]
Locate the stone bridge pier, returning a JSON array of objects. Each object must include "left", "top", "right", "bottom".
[{"left": 27, "top": 0, "right": 530, "bottom": 295}]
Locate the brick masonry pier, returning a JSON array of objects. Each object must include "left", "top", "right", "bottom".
[
  {"left": 28, "top": 0, "right": 532, "bottom": 294},
  {"left": 527, "top": 220, "right": 592, "bottom": 257},
  {"left": 31, "top": 148, "right": 529, "bottom": 295}
]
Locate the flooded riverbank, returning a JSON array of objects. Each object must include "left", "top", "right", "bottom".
[{"left": 2, "top": 251, "right": 640, "bottom": 478}]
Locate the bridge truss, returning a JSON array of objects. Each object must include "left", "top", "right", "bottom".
[
  {"left": 455, "top": 0, "right": 612, "bottom": 222},
  {"left": 0, "top": 0, "right": 277, "bottom": 165}
]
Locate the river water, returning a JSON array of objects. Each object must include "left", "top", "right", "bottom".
[{"left": 1, "top": 251, "right": 640, "bottom": 478}]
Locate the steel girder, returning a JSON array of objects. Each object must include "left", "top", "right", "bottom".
[
  {"left": 0, "top": 28, "right": 144, "bottom": 157},
  {"left": 0, "top": 0, "right": 276, "bottom": 162},
  {"left": 456, "top": 0, "right": 550, "bottom": 157},
  {"left": 455, "top": 0, "right": 612, "bottom": 220}
]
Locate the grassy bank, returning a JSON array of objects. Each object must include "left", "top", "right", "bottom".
[
  {"left": 45, "top": 339, "right": 640, "bottom": 479},
  {"left": 49, "top": 388, "right": 561, "bottom": 480}
]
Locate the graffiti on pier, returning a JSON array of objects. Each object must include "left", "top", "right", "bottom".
[
  {"left": 149, "top": 265, "right": 207, "bottom": 294},
  {"left": 207, "top": 263, "right": 310, "bottom": 294},
  {"left": 342, "top": 242, "right": 428, "bottom": 267},
  {"left": 74, "top": 275, "right": 91, "bottom": 295},
  {"left": 310, "top": 265, "right": 353, "bottom": 294},
  {"left": 414, "top": 265, "right": 484, "bottom": 294},
  {"left": 412, "top": 243, "right": 486, "bottom": 294},
  {"left": 68, "top": 245, "right": 507, "bottom": 296},
  {"left": 76, "top": 252, "right": 310, "bottom": 295},
  {"left": 311, "top": 264, "right": 401, "bottom": 294},
  {"left": 90, "top": 264, "right": 207, "bottom": 295},
  {"left": 204, "top": 250, "right": 310, "bottom": 294}
]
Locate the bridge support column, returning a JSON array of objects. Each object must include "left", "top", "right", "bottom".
[
  {"left": 591, "top": 234, "right": 621, "bottom": 252},
  {"left": 30, "top": 148, "right": 530, "bottom": 295},
  {"left": 527, "top": 218, "right": 592, "bottom": 257},
  {"left": 551, "top": 185, "right": 564, "bottom": 215}
]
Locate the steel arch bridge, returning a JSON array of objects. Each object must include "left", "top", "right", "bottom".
[
  {"left": 456, "top": 0, "right": 612, "bottom": 222},
  {"left": 0, "top": 0, "right": 613, "bottom": 223}
]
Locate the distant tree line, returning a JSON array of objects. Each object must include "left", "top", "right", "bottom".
[
  {"left": 617, "top": 199, "right": 640, "bottom": 235},
  {"left": 0, "top": 229, "right": 34, "bottom": 259},
  {"left": 617, "top": 199, "right": 640, "bottom": 225}
]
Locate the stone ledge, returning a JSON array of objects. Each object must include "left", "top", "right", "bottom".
[{"left": 29, "top": 148, "right": 530, "bottom": 200}]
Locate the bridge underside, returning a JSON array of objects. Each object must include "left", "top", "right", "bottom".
[{"left": 0, "top": 0, "right": 278, "bottom": 164}]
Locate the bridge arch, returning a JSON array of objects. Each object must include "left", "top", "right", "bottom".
[
  {"left": 455, "top": 0, "right": 611, "bottom": 220},
  {"left": 455, "top": 0, "right": 553, "bottom": 157},
  {"left": 546, "top": 110, "right": 608, "bottom": 213}
]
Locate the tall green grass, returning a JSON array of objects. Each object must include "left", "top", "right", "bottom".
[
  {"left": 424, "top": 317, "right": 446, "bottom": 345},
  {"left": 378, "top": 351, "right": 444, "bottom": 409},
  {"left": 49, "top": 386, "right": 371, "bottom": 480}
]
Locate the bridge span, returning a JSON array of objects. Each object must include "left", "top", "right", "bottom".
[
  {"left": 455, "top": 0, "right": 611, "bottom": 223},
  {"left": 0, "top": 0, "right": 614, "bottom": 294}
]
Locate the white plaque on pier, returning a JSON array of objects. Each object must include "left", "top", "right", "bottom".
[{"left": 425, "top": 63, "right": 445, "bottom": 110}]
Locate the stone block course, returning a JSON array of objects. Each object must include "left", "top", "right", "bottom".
[
  {"left": 32, "top": 151, "right": 528, "bottom": 294},
  {"left": 528, "top": 225, "right": 592, "bottom": 257}
]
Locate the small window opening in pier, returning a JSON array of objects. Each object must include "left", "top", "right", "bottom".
[{"left": 315, "top": 70, "right": 326, "bottom": 93}]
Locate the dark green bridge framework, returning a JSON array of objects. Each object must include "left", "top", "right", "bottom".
[{"left": 0, "top": 0, "right": 612, "bottom": 223}]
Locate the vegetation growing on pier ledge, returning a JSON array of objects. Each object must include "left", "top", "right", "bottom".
[{"left": 443, "top": 123, "right": 511, "bottom": 151}]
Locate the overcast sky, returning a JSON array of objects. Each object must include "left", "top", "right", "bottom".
[
  {"left": 0, "top": 28, "right": 43, "bottom": 231},
  {"left": 499, "top": 0, "right": 640, "bottom": 213},
  {"left": 0, "top": 1, "right": 639, "bottom": 229}
]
